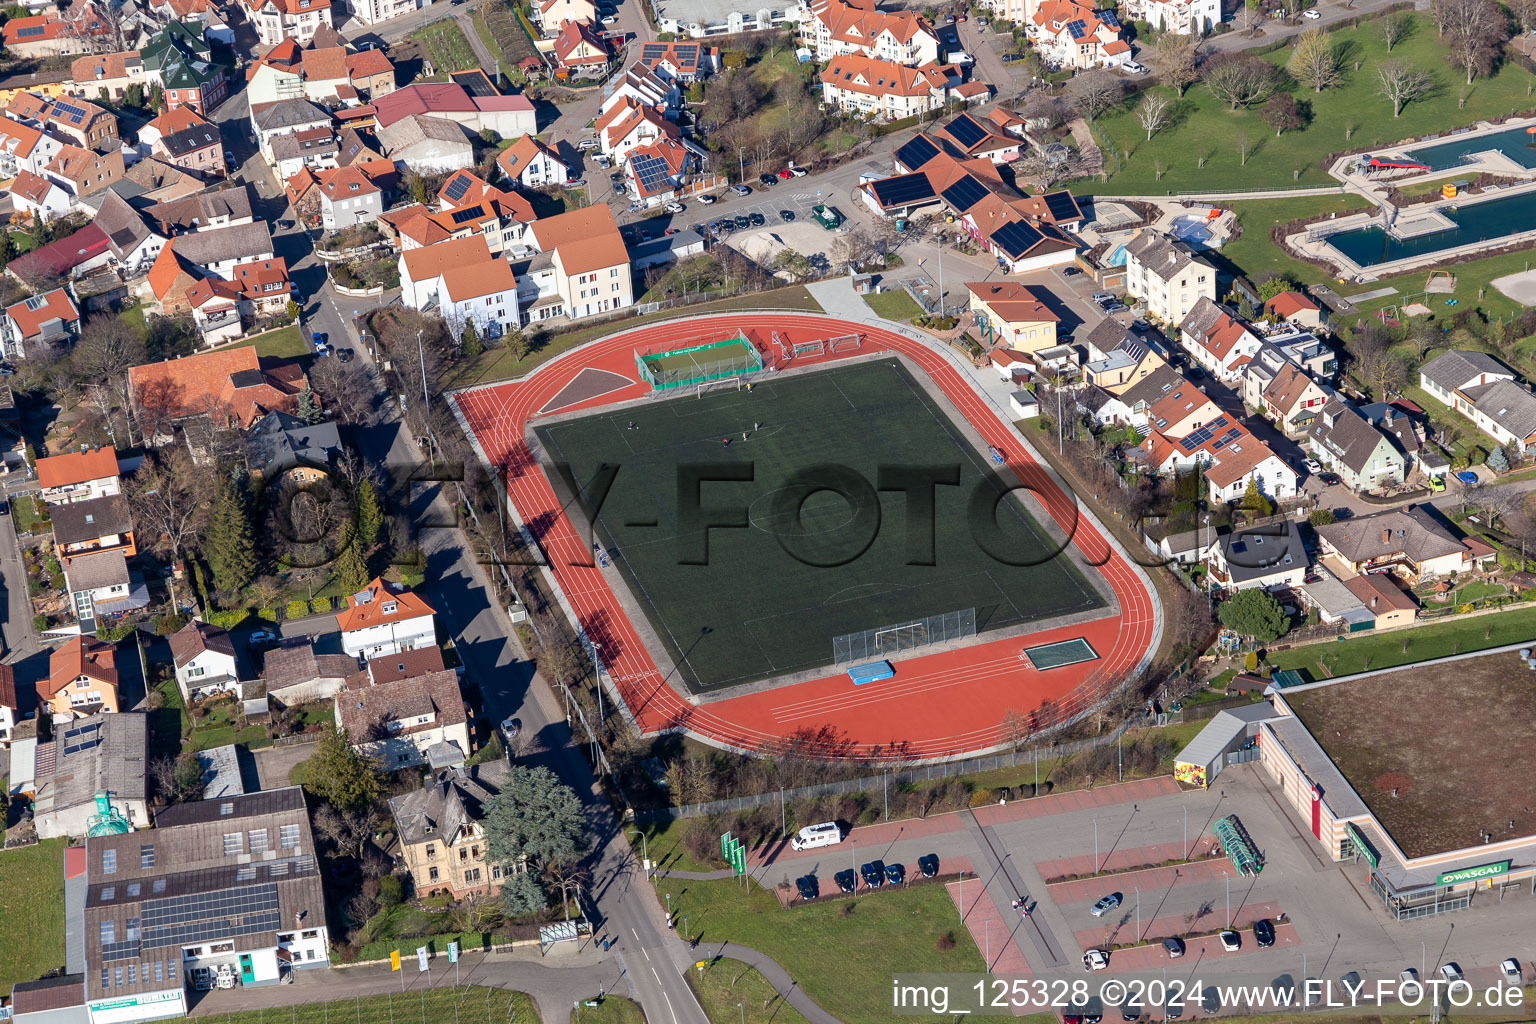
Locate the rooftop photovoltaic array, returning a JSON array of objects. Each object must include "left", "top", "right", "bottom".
[
  {"left": 940, "top": 174, "right": 989, "bottom": 212},
  {"left": 991, "top": 220, "right": 1045, "bottom": 259},
  {"left": 52, "top": 100, "right": 88, "bottom": 124},
  {"left": 894, "top": 134, "right": 939, "bottom": 170},
  {"left": 1043, "top": 190, "right": 1080, "bottom": 221},
  {"left": 1066, "top": 18, "right": 1087, "bottom": 37},
  {"left": 871, "top": 172, "right": 936, "bottom": 207},
  {"left": 1180, "top": 414, "right": 1231, "bottom": 449},
  {"left": 449, "top": 204, "right": 485, "bottom": 224},
  {"left": 943, "top": 114, "right": 989, "bottom": 149},
  {"left": 442, "top": 174, "right": 472, "bottom": 202},
  {"left": 1209, "top": 426, "right": 1242, "bottom": 450},
  {"left": 631, "top": 152, "right": 671, "bottom": 192},
  {"left": 16, "top": 25, "right": 45, "bottom": 37}
]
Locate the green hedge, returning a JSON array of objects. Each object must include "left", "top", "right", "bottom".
[
  {"left": 257, "top": 607, "right": 278, "bottom": 621},
  {"left": 310, "top": 599, "right": 331, "bottom": 615},
  {"left": 204, "top": 609, "right": 249, "bottom": 630},
  {"left": 286, "top": 600, "right": 309, "bottom": 618}
]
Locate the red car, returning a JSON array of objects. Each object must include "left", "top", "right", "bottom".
[{"left": 777, "top": 168, "right": 793, "bottom": 179}]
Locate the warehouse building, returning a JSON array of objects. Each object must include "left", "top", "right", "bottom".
[{"left": 82, "top": 787, "right": 329, "bottom": 1024}]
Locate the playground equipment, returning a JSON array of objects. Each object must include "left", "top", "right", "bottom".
[
  {"left": 1377, "top": 305, "right": 1400, "bottom": 327},
  {"left": 1443, "top": 183, "right": 1459, "bottom": 198},
  {"left": 1365, "top": 155, "right": 1431, "bottom": 171},
  {"left": 1426, "top": 269, "right": 1457, "bottom": 293}
]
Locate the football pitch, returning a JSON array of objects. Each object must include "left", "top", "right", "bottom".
[{"left": 531, "top": 359, "right": 1106, "bottom": 692}]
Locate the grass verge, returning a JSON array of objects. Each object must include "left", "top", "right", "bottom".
[
  {"left": 862, "top": 289, "right": 922, "bottom": 322},
  {"left": 1266, "top": 602, "right": 1536, "bottom": 679},
  {"left": 185, "top": 986, "right": 537, "bottom": 1024},
  {"left": 571, "top": 994, "right": 647, "bottom": 1023},
  {"left": 0, "top": 838, "right": 67, "bottom": 993},
  {"left": 684, "top": 959, "right": 811, "bottom": 1024},
  {"left": 663, "top": 877, "right": 983, "bottom": 1024}
]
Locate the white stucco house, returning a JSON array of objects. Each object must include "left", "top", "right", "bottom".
[{"left": 338, "top": 577, "right": 437, "bottom": 662}]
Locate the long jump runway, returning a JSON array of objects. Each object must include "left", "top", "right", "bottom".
[{"left": 453, "top": 314, "right": 1159, "bottom": 759}]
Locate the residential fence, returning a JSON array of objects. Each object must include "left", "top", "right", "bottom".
[{"left": 634, "top": 721, "right": 1132, "bottom": 824}]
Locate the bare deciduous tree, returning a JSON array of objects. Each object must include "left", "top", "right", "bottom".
[
  {"left": 1135, "top": 91, "right": 1171, "bottom": 140},
  {"left": 129, "top": 450, "right": 213, "bottom": 609},
  {"left": 1068, "top": 71, "right": 1123, "bottom": 123},
  {"left": 313, "top": 805, "right": 376, "bottom": 860},
  {"left": 1152, "top": 34, "right": 1201, "bottom": 97},
  {"left": 1262, "top": 94, "right": 1305, "bottom": 135},
  {"left": 1377, "top": 60, "right": 1434, "bottom": 117},
  {"left": 308, "top": 354, "right": 377, "bottom": 424},
  {"left": 1378, "top": 10, "right": 1413, "bottom": 50},
  {"left": 1288, "top": 27, "right": 1342, "bottom": 92},
  {"left": 1202, "top": 53, "right": 1280, "bottom": 109},
  {"left": 1439, "top": 0, "right": 1507, "bottom": 84},
  {"left": 1236, "top": 130, "right": 1255, "bottom": 166}
]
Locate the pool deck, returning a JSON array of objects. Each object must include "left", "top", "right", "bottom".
[
  {"left": 1287, "top": 177, "right": 1536, "bottom": 280},
  {"left": 1291, "top": 117, "right": 1536, "bottom": 280}
]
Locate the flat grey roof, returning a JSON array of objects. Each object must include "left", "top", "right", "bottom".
[
  {"left": 1176, "top": 702, "right": 1277, "bottom": 768},
  {"left": 1262, "top": 714, "right": 1370, "bottom": 821}
]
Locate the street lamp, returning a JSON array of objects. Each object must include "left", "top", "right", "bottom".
[
  {"left": 1093, "top": 817, "right": 1099, "bottom": 874},
  {"left": 627, "top": 829, "right": 649, "bottom": 875}
]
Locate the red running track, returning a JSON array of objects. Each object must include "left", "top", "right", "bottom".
[{"left": 454, "top": 314, "right": 1158, "bottom": 759}]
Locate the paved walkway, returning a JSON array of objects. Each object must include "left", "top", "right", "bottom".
[
  {"left": 947, "top": 876, "right": 1034, "bottom": 979},
  {"left": 960, "top": 809, "right": 1071, "bottom": 970},
  {"left": 695, "top": 943, "right": 842, "bottom": 1024}
]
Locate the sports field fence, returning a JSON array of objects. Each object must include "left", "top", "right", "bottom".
[
  {"left": 833, "top": 608, "right": 976, "bottom": 664},
  {"left": 634, "top": 335, "right": 764, "bottom": 391},
  {"left": 634, "top": 720, "right": 1132, "bottom": 824}
]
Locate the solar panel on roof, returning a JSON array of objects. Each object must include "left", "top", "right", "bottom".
[
  {"left": 894, "top": 134, "right": 939, "bottom": 171},
  {"left": 1066, "top": 18, "right": 1087, "bottom": 37},
  {"left": 940, "top": 174, "right": 988, "bottom": 212},
  {"left": 52, "top": 100, "right": 87, "bottom": 124},
  {"left": 1101, "top": 11, "right": 1120, "bottom": 27},
  {"left": 871, "top": 173, "right": 936, "bottom": 207},
  {"left": 1043, "top": 190, "right": 1079, "bottom": 221},
  {"left": 944, "top": 114, "right": 989, "bottom": 149},
  {"left": 442, "top": 174, "right": 472, "bottom": 202},
  {"left": 990, "top": 220, "right": 1044, "bottom": 259},
  {"left": 449, "top": 205, "right": 485, "bottom": 223},
  {"left": 641, "top": 42, "right": 665, "bottom": 59}
]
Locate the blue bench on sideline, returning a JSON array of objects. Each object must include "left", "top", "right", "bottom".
[{"left": 847, "top": 661, "right": 894, "bottom": 685}]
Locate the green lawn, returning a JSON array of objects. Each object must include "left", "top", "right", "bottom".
[
  {"left": 1213, "top": 193, "right": 1371, "bottom": 287},
  {"left": 0, "top": 838, "right": 67, "bottom": 993},
  {"left": 409, "top": 20, "right": 482, "bottom": 74},
  {"left": 444, "top": 286, "right": 823, "bottom": 388},
  {"left": 571, "top": 995, "right": 647, "bottom": 1024},
  {"left": 186, "top": 986, "right": 537, "bottom": 1024},
  {"left": 665, "top": 877, "right": 986, "bottom": 1024},
  {"left": 10, "top": 493, "right": 48, "bottom": 535},
  {"left": 118, "top": 302, "right": 148, "bottom": 340},
  {"left": 1451, "top": 579, "right": 1506, "bottom": 603},
  {"left": 862, "top": 289, "right": 922, "bottom": 322},
  {"left": 686, "top": 959, "right": 810, "bottom": 1024},
  {"left": 226, "top": 324, "right": 307, "bottom": 360},
  {"left": 1267, "top": 602, "right": 1536, "bottom": 679},
  {"left": 1082, "top": 14, "right": 1536, "bottom": 194}
]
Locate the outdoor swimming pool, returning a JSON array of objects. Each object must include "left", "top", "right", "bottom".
[
  {"left": 1403, "top": 125, "right": 1536, "bottom": 171},
  {"left": 1323, "top": 188, "right": 1536, "bottom": 268},
  {"left": 1170, "top": 214, "right": 1216, "bottom": 247}
]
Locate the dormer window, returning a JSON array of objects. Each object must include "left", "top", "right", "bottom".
[{"left": 382, "top": 600, "right": 398, "bottom": 614}]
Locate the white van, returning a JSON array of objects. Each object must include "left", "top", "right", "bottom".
[{"left": 790, "top": 822, "right": 843, "bottom": 851}]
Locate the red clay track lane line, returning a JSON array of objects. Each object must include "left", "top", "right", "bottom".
[{"left": 453, "top": 315, "right": 1158, "bottom": 758}]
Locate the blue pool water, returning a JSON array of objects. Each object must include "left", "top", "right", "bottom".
[
  {"left": 1324, "top": 188, "right": 1536, "bottom": 268},
  {"left": 1403, "top": 125, "right": 1536, "bottom": 171}
]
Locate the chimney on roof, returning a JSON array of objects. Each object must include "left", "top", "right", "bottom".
[
  {"left": 1382, "top": 529, "right": 1390, "bottom": 545},
  {"left": 1371, "top": 596, "right": 1378, "bottom": 608}
]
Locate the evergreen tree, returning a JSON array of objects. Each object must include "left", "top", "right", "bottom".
[
  {"left": 500, "top": 871, "right": 546, "bottom": 918},
  {"left": 295, "top": 384, "right": 321, "bottom": 425},
  {"left": 355, "top": 479, "right": 383, "bottom": 548},
  {"left": 1487, "top": 445, "right": 1510, "bottom": 472},
  {"left": 0, "top": 231, "right": 15, "bottom": 269},
  {"left": 284, "top": 299, "right": 301, "bottom": 323},
  {"left": 1241, "top": 477, "right": 1272, "bottom": 517},
  {"left": 205, "top": 474, "right": 256, "bottom": 594},
  {"left": 304, "top": 723, "right": 383, "bottom": 810},
  {"left": 333, "top": 524, "right": 370, "bottom": 593},
  {"left": 149, "top": 83, "right": 163, "bottom": 111},
  {"left": 461, "top": 323, "right": 481, "bottom": 358}
]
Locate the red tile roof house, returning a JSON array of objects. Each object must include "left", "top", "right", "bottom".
[
  {"left": 1, "top": 286, "right": 80, "bottom": 360},
  {"left": 336, "top": 577, "right": 436, "bottom": 662},
  {"left": 127, "top": 346, "right": 304, "bottom": 443},
  {"left": 2, "top": 15, "right": 88, "bottom": 58},
  {"left": 4, "top": 222, "right": 111, "bottom": 286},
  {"left": 552, "top": 19, "right": 610, "bottom": 79},
  {"left": 1264, "top": 290, "right": 1325, "bottom": 329},
  {"left": 9, "top": 169, "right": 72, "bottom": 224},
  {"left": 184, "top": 257, "right": 294, "bottom": 344},
  {"left": 36, "top": 447, "right": 120, "bottom": 505}
]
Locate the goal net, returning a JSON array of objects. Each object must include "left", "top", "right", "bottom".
[{"left": 827, "top": 333, "right": 861, "bottom": 353}]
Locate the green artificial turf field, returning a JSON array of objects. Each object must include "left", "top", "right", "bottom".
[{"left": 532, "top": 359, "right": 1105, "bottom": 691}]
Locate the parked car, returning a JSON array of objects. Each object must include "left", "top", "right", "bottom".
[
  {"left": 664, "top": 201, "right": 686, "bottom": 213},
  {"left": 779, "top": 209, "right": 795, "bottom": 222},
  {"left": 860, "top": 861, "right": 885, "bottom": 888},
  {"left": 1399, "top": 968, "right": 1421, "bottom": 996},
  {"left": 734, "top": 215, "right": 751, "bottom": 230},
  {"left": 1122, "top": 60, "right": 1147, "bottom": 74},
  {"left": 566, "top": 178, "right": 587, "bottom": 189},
  {"left": 1320, "top": 472, "right": 1341, "bottom": 486},
  {"left": 1002, "top": 52, "right": 1023, "bottom": 61},
  {"left": 758, "top": 173, "right": 778, "bottom": 186},
  {"left": 337, "top": 348, "right": 353, "bottom": 363},
  {"left": 795, "top": 875, "right": 818, "bottom": 901},
  {"left": 749, "top": 212, "right": 765, "bottom": 226},
  {"left": 1090, "top": 893, "right": 1122, "bottom": 917},
  {"left": 777, "top": 168, "right": 794, "bottom": 179},
  {"left": 1502, "top": 959, "right": 1522, "bottom": 984},
  {"left": 730, "top": 184, "right": 752, "bottom": 196},
  {"left": 248, "top": 630, "right": 278, "bottom": 649},
  {"left": 789, "top": 166, "right": 808, "bottom": 177},
  {"left": 918, "top": 854, "right": 939, "bottom": 877},
  {"left": 1253, "top": 919, "right": 1276, "bottom": 947},
  {"left": 1061, "top": 265, "right": 1080, "bottom": 275},
  {"left": 1439, "top": 964, "right": 1467, "bottom": 990},
  {"left": 1302, "top": 7, "right": 1320, "bottom": 16},
  {"left": 1162, "top": 937, "right": 1185, "bottom": 959},
  {"left": 1219, "top": 930, "right": 1241, "bottom": 952},
  {"left": 1304, "top": 458, "right": 1323, "bottom": 474},
  {"left": 499, "top": 717, "right": 520, "bottom": 744},
  {"left": 577, "top": 138, "right": 598, "bottom": 150},
  {"left": 698, "top": 193, "right": 717, "bottom": 205},
  {"left": 834, "top": 869, "right": 856, "bottom": 893},
  {"left": 885, "top": 862, "right": 905, "bottom": 885},
  {"left": 1082, "top": 949, "right": 1110, "bottom": 971}
]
